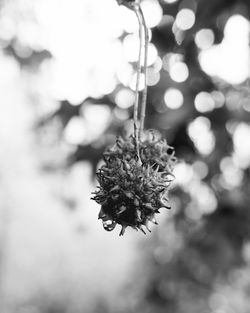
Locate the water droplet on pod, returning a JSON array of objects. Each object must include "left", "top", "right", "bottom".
[{"left": 102, "top": 220, "right": 117, "bottom": 232}]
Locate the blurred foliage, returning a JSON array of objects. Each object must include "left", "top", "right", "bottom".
[
  {"left": 2, "top": 0, "right": 250, "bottom": 312},
  {"left": 36, "top": 0, "right": 250, "bottom": 312}
]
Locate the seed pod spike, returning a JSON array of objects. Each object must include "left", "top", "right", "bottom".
[
  {"left": 110, "top": 185, "right": 120, "bottom": 193},
  {"left": 145, "top": 203, "right": 156, "bottom": 211},
  {"left": 119, "top": 225, "right": 127, "bottom": 236},
  {"left": 144, "top": 220, "right": 151, "bottom": 233},
  {"left": 122, "top": 160, "right": 131, "bottom": 171},
  {"left": 124, "top": 191, "right": 133, "bottom": 199},
  {"left": 154, "top": 164, "right": 160, "bottom": 173},
  {"left": 150, "top": 215, "right": 158, "bottom": 225},
  {"left": 135, "top": 209, "right": 142, "bottom": 222},
  {"left": 161, "top": 205, "right": 171, "bottom": 210},
  {"left": 138, "top": 225, "right": 146, "bottom": 235},
  {"left": 98, "top": 208, "right": 106, "bottom": 220},
  {"left": 134, "top": 198, "right": 140, "bottom": 206},
  {"left": 117, "top": 205, "right": 127, "bottom": 215},
  {"left": 160, "top": 197, "right": 170, "bottom": 207},
  {"left": 112, "top": 194, "right": 119, "bottom": 201}
]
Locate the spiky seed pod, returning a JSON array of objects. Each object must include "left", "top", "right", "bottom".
[{"left": 91, "top": 130, "right": 177, "bottom": 236}]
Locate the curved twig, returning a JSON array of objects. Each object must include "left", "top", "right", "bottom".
[
  {"left": 133, "top": 4, "right": 143, "bottom": 159},
  {"left": 138, "top": 6, "right": 149, "bottom": 139}
]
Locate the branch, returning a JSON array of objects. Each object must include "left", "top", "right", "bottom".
[
  {"left": 138, "top": 6, "right": 149, "bottom": 138},
  {"left": 133, "top": 5, "right": 143, "bottom": 152}
]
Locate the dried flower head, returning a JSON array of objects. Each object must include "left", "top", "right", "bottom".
[{"left": 92, "top": 130, "right": 176, "bottom": 236}]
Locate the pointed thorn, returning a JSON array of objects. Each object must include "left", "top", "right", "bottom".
[
  {"left": 144, "top": 220, "right": 151, "bottom": 233},
  {"left": 122, "top": 160, "right": 130, "bottom": 171},
  {"left": 138, "top": 225, "right": 146, "bottom": 235},
  {"left": 145, "top": 203, "right": 156, "bottom": 211},
  {"left": 119, "top": 225, "right": 127, "bottom": 236},
  {"left": 134, "top": 198, "right": 140, "bottom": 206},
  {"left": 135, "top": 209, "right": 142, "bottom": 222},
  {"left": 160, "top": 198, "right": 169, "bottom": 207},
  {"left": 98, "top": 209, "right": 107, "bottom": 220},
  {"left": 99, "top": 214, "right": 109, "bottom": 221},
  {"left": 117, "top": 205, "right": 127, "bottom": 215},
  {"left": 150, "top": 215, "right": 158, "bottom": 225},
  {"left": 146, "top": 227, "right": 152, "bottom": 233},
  {"left": 112, "top": 194, "right": 119, "bottom": 201},
  {"left": 155, "top": 164, "right": 160, "bottom": 173},
  {"left": 124, "top": 191, "right": 133, "bottom": 199},
  {"left": 163, "top": 206, "right": 171, "bottom": 210},
  {"left": 110, "top": 185, "right": 120, "bottom": 192}
]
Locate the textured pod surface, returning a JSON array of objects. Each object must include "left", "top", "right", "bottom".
[{"left": 91, "top": 130, "right": 176, "bottom": 236}]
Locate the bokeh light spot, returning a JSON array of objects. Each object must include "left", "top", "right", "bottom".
[
  {"left": 241, "top": 98, "right": 250, "bottom": 112},
  {"left": 115, "top": 89, "right": 134, "bottom": 109},
  {"left": 195, "top": 29, "right": 215, "bottom": 50},
  {"left": 123, "top": 34, "right": 140, "bottom": 63},
  {"left": 146, "top": 69, "right": 160, "bottom": 86},
  {"left": 190, "top": 182, "right": 217, "bottom": 214},
  {"left": 209, "top": 292, "right": 228, "bottom": 312},
  {"left": 147, "top": 43, "right": 158, "bottom": 66},
  {"left": 194, "top": 91, "right": 215, "bottom": 112},
  {"left": 175, "top": 9, "right": 195, "bottom": 31},
  {"left": 163, "top": 53, "right": 183, "bottom": 70},
  {"left": 164, "top": 88, "right": 184, "bottom": 109},
  {"left": 141, "top": 0, "right": 163, "bottom": 28},
  {"left": 81, "top": 105, "right": 111, "bottom": 142},
  {"left": 220, "top": 157, "right": 243, "bottom": 188},
  {"left": 199, "top": 15, "right": 250, "bottom": 84},
  {"left": 225, "top": 120, "right": 238, "bottom": 135},
  {"left": 0, "top": 16, "right": 16, "bottom": 41},
  {"left": 152, "top": 56, "right": 163, "bottom": 72},
  {"left": 64, "top": 117, "right": 87, "bottom": 145},
  {"left": 114, "top": 107, "right": 130, "bottom": 121},
  {"left": 211, "top": 90, "right": 225, "bottom": 108},
  {"left": 169, "top": 62, "right": 189, "bottom": 82},
  {"left": 174, "top": 162, "right": 194, "bottom": 186},
  {"left": 188, "top": 117, "right": 215, "bottom": 155},
  {"left": 118, "top": 6, "right": 138, "bottom": 33},
  {"left": 185, "top": 203, "right": 202, "bottom": 221},
  {"left": 192, "top": 161, "right": 208, "bottom": 179},
  {"left": 233, "top": 123, "right": 250, "bottom": 168},
  {"left": 159, "top": 15, "right": 175, "bottom": 28}
]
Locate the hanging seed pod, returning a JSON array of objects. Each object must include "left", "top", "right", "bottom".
[
  {"left": 91, "top": 1, "right": 176, "bottom": 236},
  {"left": 91, "top": 130, "right": 176, "bottom": 236}
]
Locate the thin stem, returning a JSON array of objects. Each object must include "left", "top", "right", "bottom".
[
  {"left": 133, "top": 5, "right": 143, "bottom": 158},
  {"left": 138, "top": 6, "right": 149, "bottom": 138}
]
